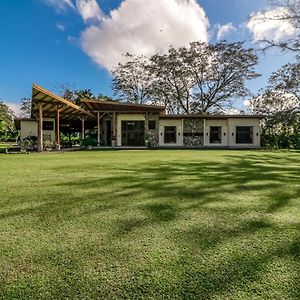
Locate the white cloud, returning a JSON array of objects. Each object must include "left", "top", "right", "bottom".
[
  {"left": 76, "top": 0, "right": 104, "bottom": 23},
  {"left": 247, "top": 7, "right": 298, "bottom": 43},
  {"left": 80, "top": 0, "right": 209, "bottom": 71},
  {"left": 217, "top": 23, "right": 236, "bottom": 40},
  {"left": 56, "top": 23, "right": 65, "bottom": 31},
  {"left": 44, "top": 0, "right": 75, "bottom": 11},
  {"left": 223, "top": 108, "right": 242, "bottom": 115},
  {"left": 243, "top": 100, "right": 250, "bottom": 107},
  {"left": 5, "top": 103, "right": 21, "bottom": 117}
]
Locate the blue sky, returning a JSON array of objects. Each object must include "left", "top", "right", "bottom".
[{"left": 0, "top": 0, "right": 296, "bottom": 113}]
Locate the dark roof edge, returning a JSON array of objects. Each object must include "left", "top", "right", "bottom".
[
  {"left": 81, "top": 99, "right": 166, "bottom": 110},
  {"left": 160, "top": 114, "right": 264, "bottom": 119},
  {"left": 14, "top": 118, "right": 36, "bottom": 121}
]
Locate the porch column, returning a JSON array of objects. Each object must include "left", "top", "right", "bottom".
[
  {"left": 112, "top": 112, "right": 116, "bottom": 147},
  {"left": 203, "top": 118, "right": 206, "bottom": 148},
  {"left": 97, "top": 112, "right": 100, "bottom": 146},
  {"left": 81, "top": 117, "right": 85, "bottom": 140},
  {"left": 38, "top": 105, "right": 43, "bottom": 152},
  {"left": 56, "top": 107, "right": 61, "bottom": 150},
  {"left": 144, "top": 113, "right": 149, "bottom": 147}
]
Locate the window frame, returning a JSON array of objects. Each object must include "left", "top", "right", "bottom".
[
  {"left": 236, "top": 126, "right": 253, "bottom": 144},
  {"left": 43, "top": 121, "right": 54, "bottom": 131},
  {"left": 209, "top": 126, "right": 222, "bottom": 144},
  {"left": 164, "top": 126, "right": 177, "bottom": 144}
]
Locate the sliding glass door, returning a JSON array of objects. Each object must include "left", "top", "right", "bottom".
[{"left": 121, "top": 121, "right": 145, "bottom": 146}]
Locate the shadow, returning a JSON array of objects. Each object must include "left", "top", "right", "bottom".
[{"left": 1, "top": 150, "right": 300, "bottom": 299}]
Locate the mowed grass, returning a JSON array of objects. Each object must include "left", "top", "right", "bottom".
[{"left": 0, "top": 150, "right": 299, "bottom": 299}]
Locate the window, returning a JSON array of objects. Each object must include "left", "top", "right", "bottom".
[
  {"left": 148, "top": 120, "right": 156, "bottom": 130},
  {"left": 210, "top": 126, "right": 222, "bottom": 143},
  {"left": 43, "top": 121, "right": 54, "bottom": 131},
  {"left": 236, "top": 126, "right": 253, "bottom": 144},
  {"left": 121, "top": 121, "right": 145, "bottom": 146},
  {"left": 164, "top": 126, "right": 176, "bottom": 144}
]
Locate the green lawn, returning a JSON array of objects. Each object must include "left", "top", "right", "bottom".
[{"left": 0, "top": 150, "right": 299, "bottom": 299}]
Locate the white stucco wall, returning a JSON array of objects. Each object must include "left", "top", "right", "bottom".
[
  {"left": 159, "top": 119, "right": 183, "bottom": 147},
  {"left": 20, "top": 120, "right": 38, "bottom": 140},
  {"left": 203, "top": 118, "right": 261, "bottom": 148},
  {"left": 20, "top": 118, "right": 55, "bottom": 142},
  {"left": 116, "top": 114, "right": 145, "bottom": 146},
  {"left": 204, "top": 119, "right": 229, "bottom": 147},
  {"left": 227, "top": 118, "right": 260, "bottom": 148}
]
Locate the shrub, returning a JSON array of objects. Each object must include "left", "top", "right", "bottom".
[{"left": 81, "top": 137, "right": 98, "bottom": 147}]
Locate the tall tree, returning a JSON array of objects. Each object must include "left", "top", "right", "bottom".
[
  {"left": 250, "top": 0, "right": 300, "bottom": 53},
  {"left": 250, "top": 62, "right": 300, "bottom": 148},
  {"left": 73, "top": 89, "right": 95, "bottom": 106},
  {"left": 112, "top": 54, "right": 152, "bottom": 104},
  {"left": 112, "top": 42, "right": 259, "bottom": 114},
  {"left": 251, "top": 61, "right": 299, "bottom": 117},
  {"left": 54, "top": 82, "right": 76, "bottom": 101},
  {"left": 53, "top": 82, "right": 102, "bottom": 106},
  {"left": 149, "top": 47, "right": 193, "bottom": 113},
  {"left": 182, "top": 41, "right": 259, "bottom": 113},
  {"left": 20, "top": 98, "right": 32, "bottom": 118},
  {"left": 269, "top": 61, "right": 300, "bottom": 96},
  {"left": 0, "top": 102, "right": 16, "bottom": 141}
]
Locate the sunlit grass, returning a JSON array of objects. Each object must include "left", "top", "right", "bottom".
[{"left": 0, "top": 150, "right": 299, "bottom": 299}]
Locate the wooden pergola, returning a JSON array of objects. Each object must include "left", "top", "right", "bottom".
[
  {"left": 31, "top": 84, "right": 94, "bottom": 151},
  {"left": 31, "top": 84, "right": 165, "bottom": 150}
]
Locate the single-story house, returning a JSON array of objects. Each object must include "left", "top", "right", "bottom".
[{"left": 15, "top": 84, "right": 263, "bottom": 151}]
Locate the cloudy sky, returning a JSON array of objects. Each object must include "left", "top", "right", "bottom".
[{"left": 0, "top": 0, "right": 297, "bottom": 113}]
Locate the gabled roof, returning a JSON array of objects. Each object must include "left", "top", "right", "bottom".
[
  {"left": 31, "top": 84, "right": 95, "bottom": 121},
  {"left": 81, "top": 98, "right": 166, "bottom": 113}
]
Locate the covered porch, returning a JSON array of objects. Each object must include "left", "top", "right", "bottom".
[
  {"left": 31, "top": 84, "right": 95, "bottom": 151},
  {"left": 30, "top": 84, "right": 165, "bottom": 151},
  {"left": 81, "top": 99, "right": 165, "bottom": 148}
]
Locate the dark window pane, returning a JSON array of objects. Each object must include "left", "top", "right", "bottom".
[
  {"left": 43, "top": 121, "right": 54, "bottom": 131},
  {"left": 236, "top": 126, "right": 253, "bottom": 144},
  {"left": 148, "top": 120, "right": 156, "bottom": 130},
  {"left": 121, "top": 121, "right": 145, "bottom": 146},
  {"left": 210, "top": 126, "right": 222, "bottom": 143},
  {"left": 164, "top": 126, "right": 176, "bottom": 144}
]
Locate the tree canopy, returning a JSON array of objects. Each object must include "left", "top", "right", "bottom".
[
  {"left": 250, "top": 61, "right": 300, "bottom": 148},
  {"left": 0, "top": 101, "right": 16, "bottom": 141},
  {"left": 250, "top": 0, "right": 300, "bottom": 53},
  {"left": 20, "top": 98, "right": 32, "bottom": 118},
  {"left": 112, "top": 41, "right": 260, "bottom": 114}
]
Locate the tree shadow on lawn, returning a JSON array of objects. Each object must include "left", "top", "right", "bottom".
[
  {"left": 1, "top": 152, "right": 300, "bottom": 298},
  {"left": 39, "top": 152, "right": 300, "bottom": 244},
  {"left": 60, "top": 153, "right": 300, "bottom": 297},
  {"left": 2, "top": 152, "right": 298, "bottom": 223}
]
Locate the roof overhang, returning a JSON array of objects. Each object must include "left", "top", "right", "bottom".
[
  {"left": 81, "top": 99, "right": 166, "bottom": 113},
  {"left": 160, "top": 114, "right": 264, "bottom": 120},
  {"left": 31, "top": 84, "right": 95, "bottom": 121}
]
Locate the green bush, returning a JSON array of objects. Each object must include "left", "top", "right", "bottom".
[
  {"left": 261, "top": 131, "right": 300, "bottom": 149},
  {"left": 81, "top": 137, "right": 98, "bottom": 147}
]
